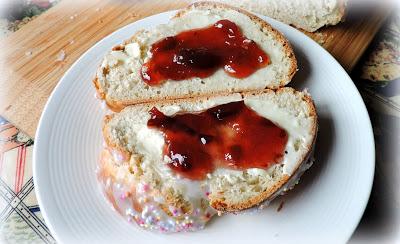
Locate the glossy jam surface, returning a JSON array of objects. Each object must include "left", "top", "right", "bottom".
[
  {"left": 141, "top": 19, "right": 270, "bottom": 85},
  {"left": 147, "top": 101, "right": 288, "bottom": 180}
]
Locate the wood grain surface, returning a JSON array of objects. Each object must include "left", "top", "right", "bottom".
[{"left": 0, "top": 0, "right": 390, "bottom": 137}]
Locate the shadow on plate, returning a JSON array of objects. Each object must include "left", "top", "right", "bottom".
[{"left": 274, "top": 114, "right": 335, "bottom": 206}]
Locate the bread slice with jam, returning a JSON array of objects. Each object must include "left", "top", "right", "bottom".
[
  {"left": 93, "top": 2, "right": 297, "bottom": 111},
  {"left": 99, "top": 87, "right": 317, "bottom": 224}
]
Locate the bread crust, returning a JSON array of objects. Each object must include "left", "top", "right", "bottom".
[
  {"left": 337, "top": 0, "right": 348, "bottom": 23},
  {"left": 93, "top": 1, "right": 297, "bottom": 112},
  {"left": 102, "top": 87, "right": 317, "bottom": 212}
]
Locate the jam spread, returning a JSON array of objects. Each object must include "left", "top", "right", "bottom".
[
  {"left": 141, "top": 19, "right": 270, "bottom": 85},
  {"left": 147, "top": 101, "right": 288, "bottom": 180}
]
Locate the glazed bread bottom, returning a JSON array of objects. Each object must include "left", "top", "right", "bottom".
[{"left": 98, "top": 148, "right": 215, "bottom": 232}]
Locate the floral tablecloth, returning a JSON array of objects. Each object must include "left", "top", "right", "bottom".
[
  {"left": 0, "top": 117, "right": 55, "bottom": 243},
  {"left": 0, "top": 1, "right": 399, "bottom": 243}
]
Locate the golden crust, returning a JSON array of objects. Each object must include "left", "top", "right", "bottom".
[
  {"left": 337, "top": 0, "right": 347, "bottom": 23},
  {"left": 92, "top": 77, "right": 105, "bottom": 100},
  {"left": 102, "top": 114, "right": 132, "bottom": 161},
  {"left": 210, "top": 174, "right": 290, "bottom": 211}
]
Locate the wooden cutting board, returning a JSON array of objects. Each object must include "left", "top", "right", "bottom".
[{"left": 0, "top": 0, "right": 389, "bottom": 137}]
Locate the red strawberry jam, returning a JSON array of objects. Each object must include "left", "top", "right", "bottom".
[
  {"left": 141, "top": 19, "right": 270, "bottom": 85},
  {"left": 147, "top": 101, "right": 288, "bottom": 180}
]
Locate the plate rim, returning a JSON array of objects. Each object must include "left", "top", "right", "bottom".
[{"left": 33, "top": 10, "right": 375, "bottom": 243}]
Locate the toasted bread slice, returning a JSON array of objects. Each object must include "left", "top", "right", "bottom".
[
  {"left": 94, "top": 2, "right": 297, "bottom": 111},
  {"left": 101, "top": 88, "right": 317, "bottom": 215}
]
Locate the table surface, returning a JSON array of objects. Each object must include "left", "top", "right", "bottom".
[{"left": 0, "top": 0, "right": 390, "bottom": 138}]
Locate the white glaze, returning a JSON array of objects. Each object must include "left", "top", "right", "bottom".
[{"left": 98, "top": 149, "right": 216, "bottom": 233}]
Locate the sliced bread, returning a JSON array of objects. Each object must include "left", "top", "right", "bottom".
[
  {"left": 101, "top": 87, "right": 317, "bottom": 216},
  {"left": 214, "top": 0, "right": 347, "bottom": 32},
  {"left": 93, "top": 2, "right": 297, "bottom": 111}
]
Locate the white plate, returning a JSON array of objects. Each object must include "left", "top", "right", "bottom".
[{"left": 33, "top": 11, "right": 375, "bottom": 244}]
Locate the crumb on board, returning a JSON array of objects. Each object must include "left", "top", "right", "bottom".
[
  {"left": 313, "top": 32, "right": 328, "bottom": 45},
  {"left": 301, "top": 30, "right": 328, "bottom": 45},
  {"left": 56, "top": 50, "right": 66, "bottom": 61}
]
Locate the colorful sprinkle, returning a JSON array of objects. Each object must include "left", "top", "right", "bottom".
[
  {"left": 125, "top": 208, "right": 134, "bottom": 216},
  {"left": 98, "top": 173, "right": 215, "bottom": 233}
]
